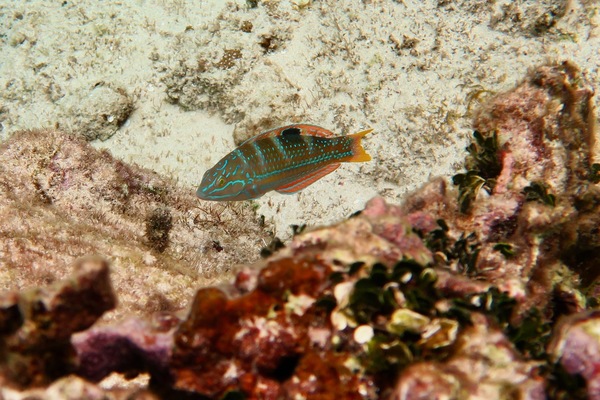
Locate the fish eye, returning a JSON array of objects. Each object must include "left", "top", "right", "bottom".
[{"left": 218, "top": 177, "right": 225, "bottom": 187}]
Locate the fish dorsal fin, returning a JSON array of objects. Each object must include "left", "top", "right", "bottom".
[
  {"left": 239, "top": 124, "right": 336, "bottom": 146},
  {"left": 276, "top": 163, "right": 340, "bottom": 194},
  {"left": 294, "top": 124, "right": 335, "bottom": 138}
]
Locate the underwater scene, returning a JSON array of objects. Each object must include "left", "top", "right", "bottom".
[{"left": 0, "top": 0, "right": 599, "bottom": 398}]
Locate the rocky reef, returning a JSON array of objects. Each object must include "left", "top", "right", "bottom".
[
  {"left": 0, "top": 127, "right": 270, "bottom": 324},
  {"left": 1, "top": 61, "right": 599, "bottom": 399}
]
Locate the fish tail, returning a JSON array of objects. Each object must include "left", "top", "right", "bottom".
[{"left": 347, "top": 128, "right": 373, "bottom": 162}]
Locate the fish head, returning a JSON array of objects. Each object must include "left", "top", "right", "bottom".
[{"left": 196, "top": 157, "right": 249, "bottom": 201}]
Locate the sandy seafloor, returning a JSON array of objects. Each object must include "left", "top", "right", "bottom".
[
  {"left": 1, "top": 0, "right": 599, "bottom": 394},
  {"left": 1, "top": 0, "right": 599, "bottom": 242}
]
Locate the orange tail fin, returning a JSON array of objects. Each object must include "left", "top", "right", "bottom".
[{"left": 347, "top": 128, "right": 373, "bottom": 162}]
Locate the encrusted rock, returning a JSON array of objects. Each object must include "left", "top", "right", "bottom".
[
  {"left": 169, "top": 257, "right": 378, "bottom": 398},
  {"left": 392, "top": 314, "right": 545, "bottom": 400},
  {"left": 72, "top": 316, "right": 177, "bottom": 383},
  {"left": 0, "top": 257, "right": 115, "bottom": 388},
  {"left": 548, "top": 310, "right": 600, "bottom": 399},
  {"left": 0, "top": 128, "right": 269, "bottom": 323},
  {"left": 409, "top": 61, "right": 596, "bottom": 317}
]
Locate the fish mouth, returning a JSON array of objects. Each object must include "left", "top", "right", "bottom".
[
  {"left": 196, "top": 176, "right": 247, "bottom": 201},
  {"left": 195, "top": 185, "right": 238, "bottom": 201},
  {"left": 196, "top": 186, "right": 210, "bottom": 200},
  {"left": 196, "top": 171, "right": 216, "bottom": 200}
]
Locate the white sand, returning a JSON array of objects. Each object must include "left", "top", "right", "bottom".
[{"left": 1, "top": 0, "right": 599, "bottom": 239}]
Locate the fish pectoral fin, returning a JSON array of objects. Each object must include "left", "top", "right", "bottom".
[{"left": 276, "top": 164, "right": 340, "bottom": 194}]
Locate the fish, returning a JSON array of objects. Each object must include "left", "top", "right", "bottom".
[{"left": 196, "top": 124, "right": 373, "bottom": 201}]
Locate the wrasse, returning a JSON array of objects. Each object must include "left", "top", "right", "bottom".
[{"left": 197, "top": 124, "right": 373, "bottom": 201}]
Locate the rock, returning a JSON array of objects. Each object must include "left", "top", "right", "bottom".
[
  {"left": 392, "top": 314, "right": 545, "bottom": 400},
  {"left": 0, "top": 257, "right": 115, "bottom": 388},
  {"left": 0, "top": 292, "right": 22, "bottom": 335},
  {"left": 432, "top": 61, "right": 595, "bottom": 317},
  {"left": 1, "top": 375, "right": 161, "bottom": 400},
  {"left": 1, "top": 375, "right": 109, "bottom": 400},
  {"left": 169, "top": 257, "right": 378, "bottom": 398},
  {"left": 548, "top": 310, "right": 600, "bottom": 399},
  {"left": 0, "top": 128, "right": 269, "bottom": 323},
  {"left": 70, "top": 84, "right": 134, "bottom": 141},
  {"left": 72, "top": 316, "right": 177, "bottom": 384}
]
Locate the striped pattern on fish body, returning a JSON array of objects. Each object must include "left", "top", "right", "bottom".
[{"left": 197, "top": 124, "right": 373, "bottom": 201}]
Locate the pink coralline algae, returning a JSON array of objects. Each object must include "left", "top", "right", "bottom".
[{"left": 1, "top": 61, "right": 600, "bottom": 399}]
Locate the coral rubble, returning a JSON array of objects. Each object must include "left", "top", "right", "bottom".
[{"left": 1, "top": 62, "right": 599, "bottom": 399}]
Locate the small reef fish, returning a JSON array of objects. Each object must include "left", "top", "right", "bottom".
[{"left": 197, "top": 124, "right": 373, "bottom": 201}]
